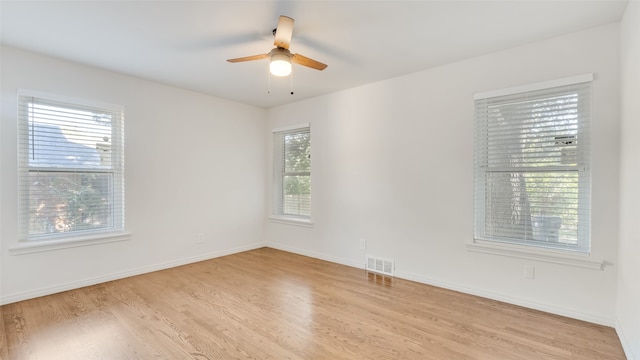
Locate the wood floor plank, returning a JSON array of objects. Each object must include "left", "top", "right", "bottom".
[
  {"left": 0, "top": 248, "right": 626, "bottom": 359},
  {"left": 0, "top": 305, "right": 7, "bottom": 360}
]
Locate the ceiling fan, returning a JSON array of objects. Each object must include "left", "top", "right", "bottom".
[{"left": 227, "top": 15, "right": 328, "bottom": 77}]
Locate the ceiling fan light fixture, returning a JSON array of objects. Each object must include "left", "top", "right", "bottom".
[
  {"left": 227, "top": 16, "right": 327, "bottom": 78},
  {"left": 270, "top": 54, "right": 292, "bottom": 77}
]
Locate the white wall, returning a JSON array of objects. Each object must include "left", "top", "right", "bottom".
[
  {"left": 617, "top": 1, "right": 640, "bottom": 358},
  {"left": 0, "top": 18, "right": 631, "bottom": 354},
  {"left": 0, "top": 46, "right": 267, "bottom": 304},
  {"left": 265, "top": 24, "right": 621, "bottom": 326}
]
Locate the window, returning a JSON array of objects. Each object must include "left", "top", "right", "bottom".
[
  {"left": 272, "top": 124, "right": 311, "bottom": 219},
  {"left": 18, "top": 91, "right": 125, "bottom": 241},
  {"left": 473, "top": 75, "right": 592, "bottom": 253}
]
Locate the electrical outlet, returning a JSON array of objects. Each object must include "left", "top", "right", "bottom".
[
  {"left": 196, "top": 232, "right": 205, "bottom": 244},
  {"left": 524, "top": 265, "right": 535, "bottom": 279},
  {"left": 359, "top": 238, "right": 366, "bottom": 250}
]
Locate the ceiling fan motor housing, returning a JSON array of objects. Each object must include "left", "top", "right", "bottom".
[{"left": 270, "top": 47, "right": 292, "bottom": 58}]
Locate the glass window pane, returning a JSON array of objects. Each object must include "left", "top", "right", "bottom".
[
  {"left": 284, "top": 132, "right": 310, "bottom": 173},
  {"left": 28, "top": 171, "right": 113, "bottom": 235},
  {"left": 484, "top": 171, "right": 578, "bottom": 245},
  {"left": 283, "top": 175, "right": 310, "bottom": 216},
  {"left": 28, "top": 103, "right": 112, "bottom": 169}
]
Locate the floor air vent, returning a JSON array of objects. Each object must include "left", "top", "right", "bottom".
[{"left": 366, "top": 255, "right": 394, "bottom": 276}]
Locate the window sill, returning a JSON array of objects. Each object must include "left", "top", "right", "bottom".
[
  {"left": 466, "top": 239, "right": 604, "bottom": 270},
  {"left": 9, "top": 231, "right": 131, "bottom": 255},
  {"left": 268, "top": 216, "right": 314, "bottom": 228}
]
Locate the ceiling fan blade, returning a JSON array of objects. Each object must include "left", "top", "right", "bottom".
[
  {"left": 292, "top": 53, "right": 328, "bottom": 71},
  {"left": 273, "top": 15, "right": 294, "bottom": 49},
  {"left": 227, "top": 54, "right": 270, "bottom": 63}
]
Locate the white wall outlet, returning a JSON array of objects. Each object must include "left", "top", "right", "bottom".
[
  {"left": 196, "top": 232, "right": 205, "bottom": 244},
  {"left": 359, "top": 238, "right": 366, "bottom": 250},
  {"left": 524, "top": 265, "right": 535, "bottom": 279}
]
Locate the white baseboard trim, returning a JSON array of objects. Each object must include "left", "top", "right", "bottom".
[
  {"left": 2, "top": 242, "right": 618, "bottom": 331},
  {"left": 395, "top": 270, "right": 614, "bottom": 327},
  {"left": 0, "top": 242, "right": 265, "bottom": 305},
  {"left": 266, "top": 243, "right": 365, "bottom": 270},
  {"left": 265, "top": 243, "right": 615, "bottom": 327},
  {"left": 616, "top": 320, "right": 637, "bottom": 360}
]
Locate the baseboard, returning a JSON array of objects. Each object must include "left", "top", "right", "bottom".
[
  {"left": 265, "top": 243, "right": 615, "bottom": 327},
  {"left": 0, "top": 242, "right": 265, "bottom": 305},
  {"left": 3, "top": 242, "right": 618, "bottom": 330},
  {"left": 395, "top": 270, "right": 615, "bottom": 327},
  {"left": 266, "top": 243, "right": 365, "bottom": 270},
  {"left": 616, "top": 320, "right": 637, "bottom": 360}
]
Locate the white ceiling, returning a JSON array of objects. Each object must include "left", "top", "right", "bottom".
[{"left": 1, "top": 1, "right": 629, "bottom": 108}]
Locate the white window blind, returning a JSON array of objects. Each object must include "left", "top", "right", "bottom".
[
  {"left": 273, "top": 125, "right": 311, "bottom": 218},
  {"left": 474, "top": 76, "right": 591, "bottom": 253},
  {"left": 17, "top": 92, "right": 125, "bottom": 241}
]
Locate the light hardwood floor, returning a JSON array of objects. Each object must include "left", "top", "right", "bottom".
[{"left": 0, "top": 248, "right": 626, "bottom": 359}]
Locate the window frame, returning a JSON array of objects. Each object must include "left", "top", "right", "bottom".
[
  {"left": 270, "top": 123, "right": 312, "bottom": 226},
  {"left": 15, "top": 89, "right": 127, "bottom": 248},
  {"left": 472, "top": 74, "right": 593, "bottom": 258}
]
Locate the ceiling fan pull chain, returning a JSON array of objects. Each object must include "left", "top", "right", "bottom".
[
  {"left": 290, "top": 67, "right": 294, "bottom": 95},
  {"left": 268, "top": 70, "right": 271, "bottom": 94}
]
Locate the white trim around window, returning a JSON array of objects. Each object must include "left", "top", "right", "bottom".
[
  {"left": 271, "top": 123, "right": 312, "bottom": 225},
  {"left": 472, "top": 74, "right": 599, "bottom": 267},
  {"left": 9, "top": 230, "right": 131, "bottom": 255},
  {"left": 465, "top": 240, "right": 603, "bottom": 270},
  {"left": 16, "top": 89, "right": 127, "bottom": 250}
]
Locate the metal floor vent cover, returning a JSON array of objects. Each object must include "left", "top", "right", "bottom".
[{"left": 366, "top": 255, "right": 394, "bottom": 276}]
